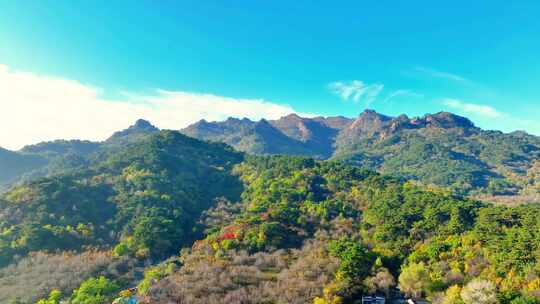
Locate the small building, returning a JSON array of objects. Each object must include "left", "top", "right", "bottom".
[{"left": 362, "top": 296, "right": 386, "bottom": 304}]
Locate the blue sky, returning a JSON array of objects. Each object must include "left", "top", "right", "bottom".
[{"left": 1, "top": 1, "right": 539, "bottom": 149}]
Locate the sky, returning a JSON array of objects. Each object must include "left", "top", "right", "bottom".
[{"left": 1, "top": 1, "right": 539, "bottom": 150}]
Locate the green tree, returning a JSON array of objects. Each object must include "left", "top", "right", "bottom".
[
  {"left": 71, "top": 276, "right": 119, "bottom": 304},
  {"left": 510, "top": 296, "right": 539, "bottom": 304},
  {"left": 36, "top": 289, "right": 62, "bottom": 304},
  {"left": 398, "top": 262, "right": 432, "bottom": 299}
]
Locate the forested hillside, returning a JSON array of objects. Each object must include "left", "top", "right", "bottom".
[
  {"left": 5, "top": 110, "right": 539, "bottom": 203},
  {"left": 2, "top": 1, "right": 538, "bottom": 303},
  {"left": 0, "top": 120, "right": 158, "bottom": 192},
  {"left": 141, "top": 156, "right": 540, "bottom": 304},
  {"left": 1, "top": 128, "right": 539, "bottom": 303},
  {"left": 183, "top": 110, "right": 540, "bottom": 203},
  {"left": 0, "top": 131, "right": 243, "bottom": 303}
]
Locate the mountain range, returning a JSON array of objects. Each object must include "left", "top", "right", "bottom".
[
  {"left": 1, "top": 111, "right": 539, "bottom": 303},
  {"left": 0, "top": 119, "right": 160, "bottom": 192},
  {"left": 2, "top": 110, "right": 539, "bottom": 203},
  {"left": 183, "top": 110, "right": 540, "bottom": 201}
]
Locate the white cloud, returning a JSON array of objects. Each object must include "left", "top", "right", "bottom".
[
  {"left": 328, "top": 80, "right": 383, "bottom": 106},
  {"left": 382, "top": 89, "right": 423, "bottom": 103},
  {"left": 443, "top": 98, "right": 503, "bottom": 118},
  {"left": 412, "top": 66, "right": 475, "bottom": 86},
  {"left": 0, "top": 65, "right": 312, "bottom": 150}
]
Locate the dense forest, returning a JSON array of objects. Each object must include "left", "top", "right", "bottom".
[{"left": 0, "top": 114, "right": 539, "bottom": 304}]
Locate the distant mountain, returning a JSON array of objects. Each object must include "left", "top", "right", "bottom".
[
  {"left": 183, "top": 110, "right": 540, "bottom": 200},
  {"left": 0, "top": 120, "right": 160, "bottom": 191},
  {"left": 3, "top": 112, "right": 539, "bottom": 201},
  {"left": 1, "top": 118, "right": 539, "bottom": 303},
  {"left": 20, "top": 139, "right": 101, "bottom": 156},
  {"left": 269, "top": 114, "right": 350, "bottom": 158},
  {"left": 182, "top": 114, "right": 353, "bottom": 159},
  {"left": 0, "top": 147, "right": 48, "bottom": 188},
  {"left": 106, "top": 118, "right": 159, "bottom": 145}
]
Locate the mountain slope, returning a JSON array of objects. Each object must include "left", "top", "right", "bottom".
[
  {"left": 2, "top": 137, "right": 539, "bottom": 303},
  {"left": 183, "top": 110, "right": 540, "bottom": 200},
  {"left": 106, "top": 118, "right": 159, "bottom": 145},
  {"left": 269, "top": 114, "right": 348, "bottom": 158},
  {"left": 182, "top": 115, "right": 353, "bottom": 158},
  {"left": 0, "top": 147, "right": 48, "bottom": 188},
  {"left": 141, "top": 156, "right": 540, "bottom": 304},
  {"left": 334, "top": 111, "right": 540, "bottom": 199},
  {"left": 0, "top": 120, "right": 160, "bottom": 191},
  {"left": 0, "top": 130, "right": 243, "bottom": 267}
]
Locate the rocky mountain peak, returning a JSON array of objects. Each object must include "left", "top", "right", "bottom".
[
  {"left": 423, "top": 112, "right": 476, "bottom": 129},
  {"left": 106, "top": 119, "right": 159, "bottom": 143},
  {"left": 281, "top": 113, "right": 302, "bottom": 121},
  {"left": 349, "top": 109, "right": 393, "bottom": 132},
  {"left": 133, "top": 119, "right": 158, "bottom": 130},
  {"left": 224, "top": 117, "right": 255, "bottom": 126}
]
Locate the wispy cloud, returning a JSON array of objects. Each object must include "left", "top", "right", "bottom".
[
  {"left": 443, "top": 98, "right": 540, "bottom": 135},
  {"left": 328, "top": 80, "right": 383, "bottom": 106},
  {"left": 411, "top": 66, "right": 475, "bottom": 86},
  {"left": 382, "top": 89, "right": 423, "bottom": 103},
  {"left": 0, "top": 64, "right": 313, "bottom": 150},
  {"left": 443, "top": 98, "right": 503, "bottom": 118}
]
